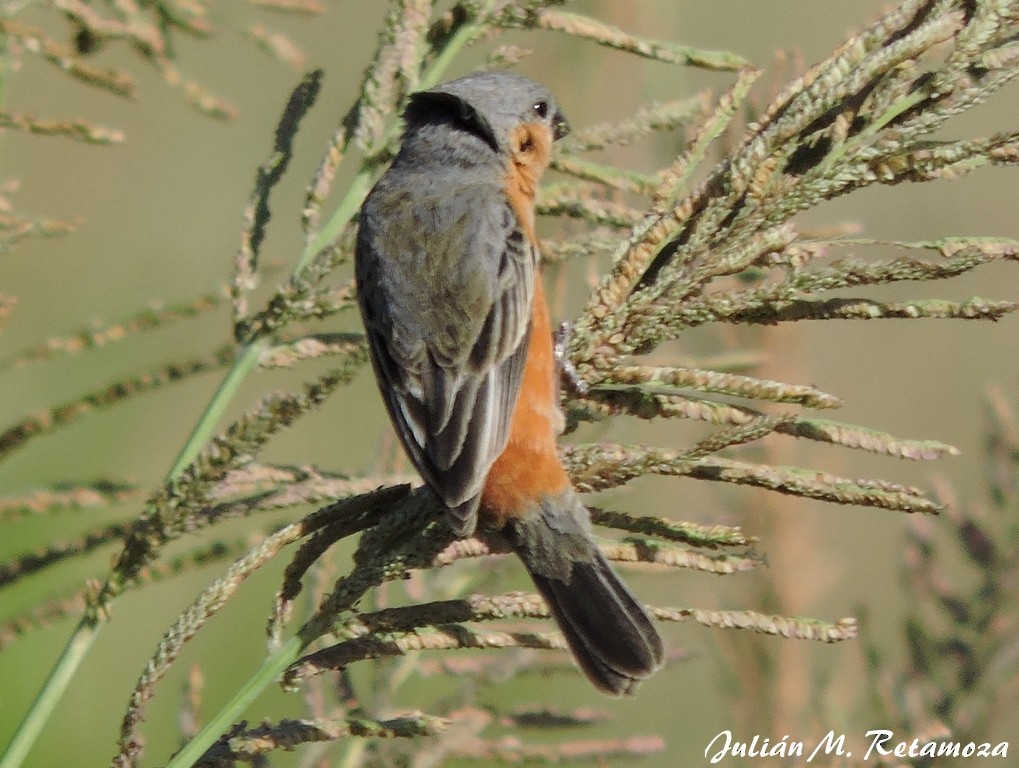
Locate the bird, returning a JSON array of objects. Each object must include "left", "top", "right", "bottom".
[{"left": 355, "top": 71, "right": 664, "bottom": 695}]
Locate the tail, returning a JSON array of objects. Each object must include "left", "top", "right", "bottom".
[{"left": 506, "top": 489, "right": 664, "bottom": 696}]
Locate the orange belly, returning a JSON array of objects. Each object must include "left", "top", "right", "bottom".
[{"left": 481, "top": 276, "right": 570, "bottom": 524}]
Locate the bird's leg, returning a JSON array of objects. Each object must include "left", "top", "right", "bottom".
[{"left": 553, "top": 320, "right": 589, "bottom": 398}]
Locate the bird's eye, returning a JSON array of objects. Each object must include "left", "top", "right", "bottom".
[{"left": 532, "top": 100, "right": 549, "bottom": 119}]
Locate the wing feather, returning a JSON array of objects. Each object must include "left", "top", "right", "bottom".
[{"left": 357, "top": 174, "right": 536, "bottom": 535}]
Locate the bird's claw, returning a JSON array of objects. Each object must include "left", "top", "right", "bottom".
[{"left": 554, "top": 320, "right": 589, "bottom": 396}]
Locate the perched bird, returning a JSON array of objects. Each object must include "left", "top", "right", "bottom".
[{"left": 355, "top": 72, "right": 664, "bottom": 695}]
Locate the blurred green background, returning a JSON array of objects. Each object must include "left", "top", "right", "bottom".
[{"left": 2, "top": 1, "right": 1017, "bottom": 765}]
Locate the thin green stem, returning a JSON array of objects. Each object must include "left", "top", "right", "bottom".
[
  {"left": 818, "top": 88, "right": 927, "bottom": 175},
  {"left": 418, "top": 11, "right": 486, "bottom": 91},
  {"left": 167, "top": 339, "right": 267, "bottom": 477},
  {"left": 292, "top": 168, "right": 372, "bottom": 277},
  {"left": 164, "top": 635, "right": 306, "bottom": 768},
  {"left": 0, "top": 614, "right": 101, "bottom": 768}
]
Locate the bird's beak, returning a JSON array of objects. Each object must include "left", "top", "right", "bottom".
[{"left": 553, "top": 110, "right": 570, "bottom": 141}]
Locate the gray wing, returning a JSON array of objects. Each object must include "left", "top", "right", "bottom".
[{"left": 356, "top": 174, "right": 537, "bottom": 536}]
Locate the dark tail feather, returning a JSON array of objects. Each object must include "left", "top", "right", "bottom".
[
  {"left": 528, "top": 552, "right": 664, "bottom": 695},
  {"left": 508, "top": 491, "right": 665, "bottom": 696}
]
